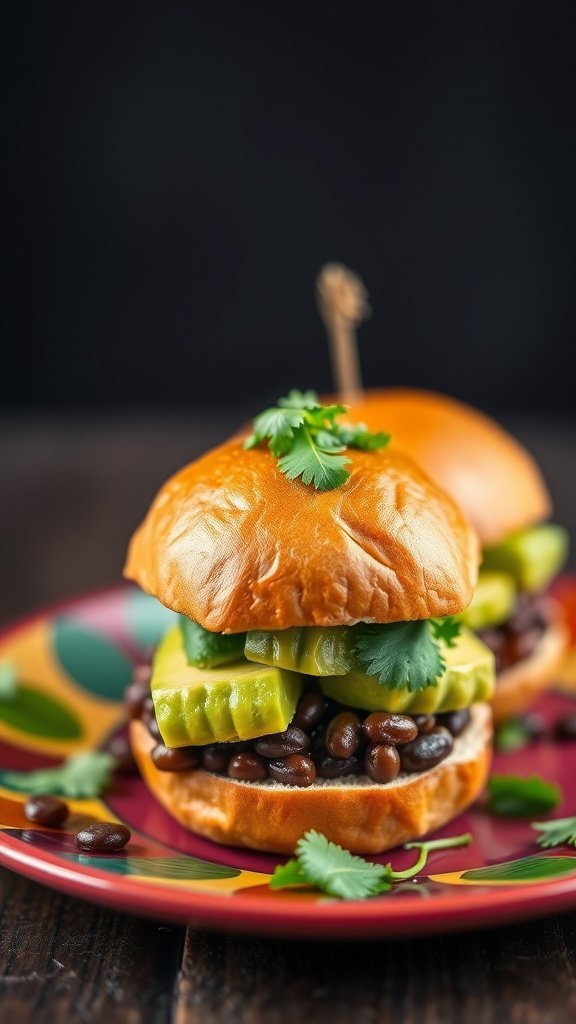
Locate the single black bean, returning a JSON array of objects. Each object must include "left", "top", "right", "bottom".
[
  {"left": 228, "top": 751, "right": 268, "bottom": 781},
  {"left": 104, "top": 732, "right": 139, "bottom": 776},
  {"left": 201, "top": 745, "right": 230, "bottom": 773},
  {"left": 292, "top": 691, "right": 326, "bottom": 731},
  {"left": 436, "top": 709, "right": 471, "bottom": 738},
  {"left": 362, "top": 712, "right": 418, "bottom": 746},
  {"left": 254, "top": 726, "right": 310, "bottom": 758},
  {"left": 76, "top": 822, "right": 131, "bottom": 852},
  {"left": 365, "top": 744, "right": 400, "bottom": 783},
  {"left": 326, "top": 711, "right": 361, "bottom": 758},
  {"left": 434, "top": 725, "right": 453, "bottom": 738},
  {"left": 141, "top": 696, "right": 161, "bottom": 739},
  {"left": 399, "top": 727, "right": 454, "bottom": 773},
  {"left": 124, "top": 675, "right": 151, "bottom": 719},
  {"left": 151, "top": 743, "right": 199, "bottom": 772},
  {"left": 315, "top": 754, "right": 363, "bottom": 778},
  {"left": 24, "top": 795, "right": 69, "bottom": 827},
  {"left": 413, "top": 715, "right": 437, "bottom": 734},
  {"left": 505, "top": 628, "right": 544, "bottom": 666},
  {"left": 146, "top": 715, "right": 162, "bottom": 742},
  {"left": 554, "top": 713, "right": 576, "bottom": 741},
  {"left": 267, "top": 754, "right": 316, "bottom": 787}
]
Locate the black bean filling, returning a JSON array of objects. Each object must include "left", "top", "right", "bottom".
[
  {"left": 126, "top": 668, "right": 471, "bottom": 788},
  {"left": 477, "top": 591, "right": 552, "bottom": 675}
]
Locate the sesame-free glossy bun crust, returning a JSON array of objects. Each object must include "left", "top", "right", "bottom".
[
  {"left": 124, "top": 441, "right": 479, "bottom": 633},
  {"left": 130, "top": 704, "right": 492, "bottom": 854},
  {"left": 344, "top": 389, "right": 551, "bottom": 546}
]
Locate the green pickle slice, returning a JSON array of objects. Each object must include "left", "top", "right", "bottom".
[
  {"left": 320, "top": 628, "right": 495, "bottom": 714},
  {"left": 245, "top": 625, "right": 355, "bottom": 676},
  {"left": 482, "top": 523, "right": 568, "bottom": 593},
  {"left": 179, "top": 615, "right": 246, "bottom": 668},
  {"left": 458, "top": 571, "right": 516, "bottom": 630},
  {"left": 151, "top": 626, "right": 303, "bottom": 747}
]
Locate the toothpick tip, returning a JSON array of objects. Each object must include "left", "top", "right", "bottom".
[{"left": 316, "top": 263, "right": 370, "bottom": 325}]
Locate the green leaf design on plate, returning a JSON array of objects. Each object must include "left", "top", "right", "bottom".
[
  {"left": 126, "top": 591, "right": 177, "bottom": 651},
  {"left": 461, "top": 854, "right": 576, "bottom": 883},
  {"left": 0, "top": 685, "right": 82, "bottom": 739},
  {"left": 62, "top": 854, "right": 240, "bottom": 880},
  {"left": 128, "top": 856, "right": 240, "bottom": 880},
  {"left": 54, "top": 618, "right": 133, "bottom": 701}
]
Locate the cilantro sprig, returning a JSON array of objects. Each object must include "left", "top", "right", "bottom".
[
  {"left": 486, "top": 774, "right": 561, "bottom": 817},
  {"left": 244, "top": 389, "right": 390, "bottom": 491},
  {"left": 354, "top": 617, "right": 460, "bottom": 692},
  {"left": 270, "top": 829, "right": 472, "bottom": 901},
  {"left": 0, "top": 752, "right": 117, "bottom": 799},
  {"left": 532, "top": 817, "right": 576, "bottom": 849},
  {"left": 494, "top": 719, "right": 533, "bottom": 753}
]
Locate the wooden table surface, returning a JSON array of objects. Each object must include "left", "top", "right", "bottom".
[{"left": 1, "top": 411, "right": 576, "bottom": 1023}]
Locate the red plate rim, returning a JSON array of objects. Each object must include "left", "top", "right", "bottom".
[
  {"left": 1, "top": 583, "right": 576, "bottom": 939},
  {"left": 2, "top": 827, "right": 576, "bottom": 938}
]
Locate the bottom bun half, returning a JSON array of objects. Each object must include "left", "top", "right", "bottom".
[
  {"left": 492, "top": 615, "right": 568, "bottom": 723},
  {"left": 130, "top": 703, "right": 492, "bottom": 854}
]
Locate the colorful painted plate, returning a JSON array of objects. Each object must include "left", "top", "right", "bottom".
[{"left": 1, "top": 585, "right": 576, "bottom": 939}]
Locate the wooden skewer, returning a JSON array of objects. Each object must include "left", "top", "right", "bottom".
[{"left": 316, "top": 263, "right": 370, "bottom": 404}]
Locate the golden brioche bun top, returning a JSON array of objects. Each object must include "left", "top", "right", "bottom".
[
  {"left": 124, "top": 439, "right": 479, "bottom": 632},
  {"left": 344, "top": 389, "right": 551, "bottom": 546}
]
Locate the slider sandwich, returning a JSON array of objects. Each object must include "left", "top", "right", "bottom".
[{"left": 124, "top": 392, "right": 494, "bottom": 853}]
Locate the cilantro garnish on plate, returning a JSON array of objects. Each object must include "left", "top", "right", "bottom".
[
  {"left": 0, "top": 752, "right": 117, "bottom": 799},
  {"left": 494, "top": 719, "right": 533, "bottom": 753},
  {"left": 532, "top": 816, "right": 576, "bottom": 848},
  {"left": 487, "top": 774, "right": 561, "bottom": 817},
  {"left": 244, "top": 389, "right": 390, "bottom": 491},
  {"left": 270, "top": 829, "right": 472, "bottom": 901}
]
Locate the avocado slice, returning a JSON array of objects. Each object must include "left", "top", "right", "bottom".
[
  {"left": 482, "top": 523, "right": 568, "bottom": 593},
  {"left": 151, "top": 626, "right": 303, "bottom": 747},
  {"left": 459, "top": 571, "right": 517, "bottom": 630},
  {"left": 245, "top": 625, "right": 355, "bottom": 676},
  {"left": 320, "top": 628, "right": 495, "bottom": 714},
  {"left": 179, "top": 615, "right": 246, "bottom": 669}
]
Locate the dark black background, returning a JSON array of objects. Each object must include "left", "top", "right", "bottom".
[{"left": 2, "top": 1, "right": 576, "bottom": 413}]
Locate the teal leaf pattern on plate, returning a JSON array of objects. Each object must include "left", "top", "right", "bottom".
[
  {"left": 54, "top": 618, "right": 132, "bottom": 701},
  {"left": 125, "top": 591, "right": 177, "bottom": 651},
  {"left": 461, "top": 854, "right": 576, "bottom": 883},
  {"left": 62, "top": 854, "right": 240, "bottom": 880},
  {"left": 0, "top": 685, "right": 83, "bottom": 739}
]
